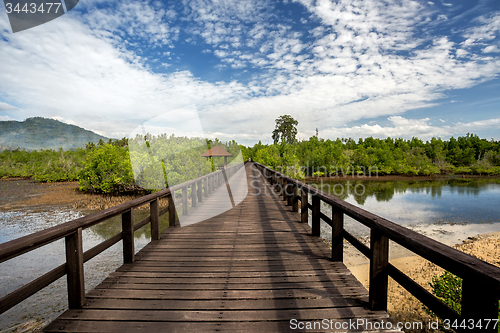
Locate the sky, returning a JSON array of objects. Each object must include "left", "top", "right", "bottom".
[{"left": 0, "top": 0, "right": 500, "bottom": 146}]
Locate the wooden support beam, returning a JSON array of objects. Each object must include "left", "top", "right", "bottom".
[
  {"left": 331, "top": 208, "right": 343, "bottom": 262},
  {"left": 191, "top": 183, "right": 197, "bottom": 208},
  {"left": 461, "top": 279, "right": 499, "bottom": 332},
  {"left": 311, "top": 195, "right": 320, "bottom": 236},
  {"left": 150, "top": 199, "right": 160, "bottom": 241},
  {"left": 65, "top": 227, "right": 85, "bottom": 309},
  {"left": 182, "top": 187, "right": 188, "bottom": 216},
  {"left": 168, "top": 194, "right": 178, "bottom": 227},
  {"left": 301, "top": 188, "right": 308, "bottom": 223},
  {"left": 122, "top": 209, "right": 134, "bottom": 264},
  {"left": 282, "top": 178, "right": 287, "bottom": 201},
  {"left": 197, "top": 181, "right": 203, "bottom": 202},
  {"left": 291, "top": 185, "right": 298, "bottom": 212},
  {"left": 369, "top": 228, "right": 388, "bottom": 311}
]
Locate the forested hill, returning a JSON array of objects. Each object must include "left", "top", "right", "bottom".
[{"left": 0, "top": 117, "right": 108, "bottom": 150}]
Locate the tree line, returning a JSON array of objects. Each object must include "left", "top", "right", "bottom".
[
  {"left": 1, "top": 127, "right": 500, "bottom": 193},
  {"left": 241, "top": 133, "right": 500, "bottom": 179}
]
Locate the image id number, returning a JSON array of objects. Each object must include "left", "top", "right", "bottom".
[
  {"left": 443, "top": 318, "right": 499, "bottom": 330},
  {"left": 5, "top": 2, "right": 61, "bottom": 14}
]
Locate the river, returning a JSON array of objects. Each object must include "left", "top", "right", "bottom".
[
  {"left": 0, "top": 180, "right": 169, "bottom": 332},
  {"left": 307, "top": 176, "right": 500, "bottom": 264}
]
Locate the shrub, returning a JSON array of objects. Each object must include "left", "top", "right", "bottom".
[{"left": 426, "top": 271, "right": 500, "bottom": 332}]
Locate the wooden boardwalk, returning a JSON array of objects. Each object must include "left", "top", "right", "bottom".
[{"left": 44, "top": 164, "right": 400, "bottom": 332}]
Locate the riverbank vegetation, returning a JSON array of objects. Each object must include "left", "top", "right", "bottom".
[
  {"left": 243, "top": 133, "right": 500, "bottom": 179},
  {"left": 1, "top": 131, "right": 500, "bottom": 193}
]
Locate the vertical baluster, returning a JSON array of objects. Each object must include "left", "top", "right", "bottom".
[
  {"left": 281, "top": 178, "right": 288, "bottom": 201},
  {"left": 369, "top": 228, "right": 388, "bottom": 310},
  {"left": 291, "top": 184, "right": 298, "bottom": 212},
  {"left": 198, "top": 181, "right": 203, "bottom": 202},
  {"left": 182, "top": 187, "right": 188, "bottom": 216},
  {"left": 311, "top": 195, "right": 320, "bottom": 236},
  {"left": 191, "top": 183, "right": 197, "bottom": 208},
  {"left": 301, "top": 188, "right": 308, "bottom": 223},
  {"left": 122, "top": 209, "right": 134, "bottom": 263},
  {"left": 331, "top": 207, "right": 343, "bottom": 261},
  {"left": 65, "top": 227, "right": 85, "bottom": 309},
  {"left": 150, "top": 199, "right": 160, "bottom": 241},
  {"left": 168, "top": 193, "right": 177, "bottom": 226},
  {"left": 462, "top": 279, "right": 498, "bottom": 332}
]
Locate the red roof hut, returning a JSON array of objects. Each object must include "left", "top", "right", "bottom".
[{"left": 201, "top": 145, "right": 232, "bottom": 168}]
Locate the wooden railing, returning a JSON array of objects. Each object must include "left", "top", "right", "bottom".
[
  {"left": 253, "top": 162, "right": 500, "bottom": 332},
  {"left": 0, "top": 163, "right": 242, "bottom": 315}
]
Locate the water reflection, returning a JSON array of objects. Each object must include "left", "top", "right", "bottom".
[{"left": 307, "top": 177, "right": 500, "bottom": 247}]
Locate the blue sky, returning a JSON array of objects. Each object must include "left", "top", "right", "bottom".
[{"left": 0, "top": 0, "right": 499, "bottom": 146}]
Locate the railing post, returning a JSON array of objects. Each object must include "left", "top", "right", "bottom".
[
  {"left": 168, "top": 194, "right": 177, "bottom": 226},
  {"left": 282, "top": 178, "right": 287, "bottom": 201},
  {"left": 311, "top": 195, "right": 320, "bottom": 236},
  {"left": 291, "top": 184, "right": 298, "bottom": 212},
  {"left": 461, "top": 279, "right": 499, "bottom": 332},
  {"left": 286, "top": 183, "right": 293, "bottom": 206},
  {"left": 369, "top": 228, "right": 388, "bottom": 310},
  {"left": 150, "top": 199, "right": 160, "bottom": 241},
  {"left": 197, "top": 181, "right": 203, "bottom": 202},
  {"left": 122, "top": 209, "right": 134, "bottom": 264},
  {"left": 182, "top": 187, "right": 188, "bottom": 216},
  {"left": 203, "top": 179, "right": 208, "bottom": 198},
  {"left": 208, "top": 175, "right": 212, "bottom": 195},
  {"left": 191, "top": 183, "right": 197, "bottom": 208},
  {"left": 65, "top": 227, "right": 85, "bottom": 309},
  {"left": 331, "top": 208, "right": 343, "bottom": 261},
  {"left": 301, "top": 188, "right": 308, "bottom": 223}
]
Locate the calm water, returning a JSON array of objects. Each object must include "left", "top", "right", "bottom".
[
  {"left": 0, "top": 180, "right": 169, "bottom": 332},
  {"left": 306, "top": 177, "right": 500, "bottom": 260}
]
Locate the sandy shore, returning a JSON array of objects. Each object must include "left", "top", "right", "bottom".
[{"left": 348, "top": 231, "right": 500, "bottom": 333}]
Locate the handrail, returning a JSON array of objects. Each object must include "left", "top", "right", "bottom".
[
  {"left": 252, "top": 162, "right": 500, "bottom": 332},
  {"left": 0, "top": 162, "right": 242, "bottom": 315}
]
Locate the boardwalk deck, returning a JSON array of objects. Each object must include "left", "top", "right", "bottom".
[{"left": 44, "top": 164, "right": 400, "bottom": 333}]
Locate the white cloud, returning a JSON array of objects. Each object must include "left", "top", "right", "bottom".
[
  {"left": 1, "top": 0, "right": 500, "bottom": 145},
  {"left": 0, "top": 11, "right": 251, "bottom": 138},
  {"left": 311, "top": 116, "right": 500, "bottom": 141},
  {"left": 0, "top": 101, "right": 17, "bottom": 111}
]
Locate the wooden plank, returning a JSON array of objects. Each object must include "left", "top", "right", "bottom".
[
  {"left": 84, "top": 287, "right": 368, "bottom": 300},
  {"left": 79, "top": 297, "right": 366, "bottom": 310},
  {"left": 44, "top": 319, "right": 401, "bottom": 333}
]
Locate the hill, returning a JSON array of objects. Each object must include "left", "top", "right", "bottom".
[{"left": 0, "top": 117, "right": 109, "bottom": 150}]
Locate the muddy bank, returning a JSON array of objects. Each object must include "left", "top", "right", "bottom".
[
  {"left": 349, "top": 231, "right": 500, "bottom": 333},
  {"left": 0, "top": 181, "right": 161, "bottom": 212}
]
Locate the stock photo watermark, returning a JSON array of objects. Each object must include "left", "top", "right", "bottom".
[{"left": 3, "top": 0, "right": 79, "bottom": 33}]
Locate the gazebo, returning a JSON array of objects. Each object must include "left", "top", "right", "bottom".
[{"left": 201, "top": 145, "right": 232, "bottom": 168}]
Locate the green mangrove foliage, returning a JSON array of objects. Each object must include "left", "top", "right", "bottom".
[
  {"left": 244, "top": 134, "right": 500, "bottom": 177},
  {"left": 78, "top": 134, "right": 241, "bottom": 194},
  {"left": 0, "top": 148, "right": 87, "bottom": 181}
]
